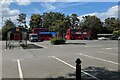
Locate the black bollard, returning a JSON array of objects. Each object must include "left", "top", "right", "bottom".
[{"left": 75, "top": 58, "right": 82, "bottom": 80}]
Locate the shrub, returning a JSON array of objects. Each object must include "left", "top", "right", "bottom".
[{"left": 50, "top": 37, "right": 66, "bottom": 45}]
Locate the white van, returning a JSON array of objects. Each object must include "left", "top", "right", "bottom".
[
  {"left": 29, "top": 34, "right": 38, "bottom": 42},
  {"left": 118, "top": 36, "right": 120, "bottom": 40}
]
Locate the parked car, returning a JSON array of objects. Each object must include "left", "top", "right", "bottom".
[
  {"left": 29, "top": 34, "right": 38, "bottom": 42},
  {"left": 98, "top": 37, "right": 109, "bottom": 40}
]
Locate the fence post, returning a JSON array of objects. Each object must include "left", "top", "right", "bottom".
[{"left": 75, "top": 58, "right": 82, "bottom": 80}]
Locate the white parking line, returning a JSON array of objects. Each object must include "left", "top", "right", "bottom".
[
  {"left": 84, "top": 46, "right": 100, "bottom": 48},
  {"left": 50, "top": 56, "right": 100, "bottom": 80},
  {"left": 17, "top": 60, "right": 24, "bottom": 80},
  {"left": 97, "top": 51, "right": 117, "bottom": 56},
  {"left": 79, "top": 53, "right": 119, "bottom": 65},
  {"left": 51, "top": 56, "right": 75, "bottom": 68},
  {"left": 105, "top": 48, "right": 113, "bottom": 49}
]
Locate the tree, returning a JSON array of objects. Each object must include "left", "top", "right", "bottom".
[
  {"left": 49, "top": 20, "right": 67, "bottom": 38},
  {"left": 0, "top": 29, "right": 1, "bottom": 34},
  {"left": 104, "top": 17, "right": 120, "bottom": 33},
  {"left": 80, "top": 15, "right": 103, "bottom": 39},
  {"left": 2, "top": 19, "right": 16, "bottom": 40},
  {"left": 113, "top": 30, "right": 120, "bottom": 37},
  {"left": 65, "top": 15, "right": 72, "bottom": 28},
  {"left": 70, "top": 14, "right": 79, "bottom": 29},
  {"left": 29, "top": 14, "right": 42, "bottom": 30},
  {"left": 17, "top": 13, "right": 27, "bottom": 28},
  {"left": 42, "top": 12, "right": 65, "bottom": 28}
]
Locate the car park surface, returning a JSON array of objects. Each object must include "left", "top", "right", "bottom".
[{"left": 1, "top": 40, "right": 119, "bottom": 79}]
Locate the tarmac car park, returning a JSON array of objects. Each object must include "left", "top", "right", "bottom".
[{"left": 2, "top": 40, "right": 119, "bottom": 80}]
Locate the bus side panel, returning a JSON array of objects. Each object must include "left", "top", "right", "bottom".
[
  {"left": 82, "top": 31, "right": 91, "bottom": 40},
  {"left": 65, "top": 29, "right": 91, "bottom": 40},
  {"left": 38, "top": 34, "right": 53, "bottom": 41}
]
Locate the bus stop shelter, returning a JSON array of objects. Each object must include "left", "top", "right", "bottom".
[{"left": 6, "top": 27, "right": 28, "bottom": 49}]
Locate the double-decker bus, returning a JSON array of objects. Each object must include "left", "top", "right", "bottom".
[
  {"left": 65, "top": 29, "right": 91, "bottom": 40},
  {"left": 32, "top": 28, "right": 58, "bottom": 41}
]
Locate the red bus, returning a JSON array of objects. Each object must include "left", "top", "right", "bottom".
[
  {"left": 33, "top": 28, "right": 49, "bottom": 34},
  {"left": 65, "top": 29, "right": 91, "bottom": 40},
  {"left": 38, "top": 34, "right": 52, "bottom": 41},
  {"left": 32, "top": 28, "right": 53, "bottom": 41}
]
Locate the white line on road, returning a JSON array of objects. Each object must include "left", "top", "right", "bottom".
[
  {"left": 102, "top": 47, "right": 118, "bottom": 50},
  {"left": 50, "top": 56, "right": 100, "bottom": 80},
  {"left": 105, "top": 48, "right": 113, "bottom": 49},
  {"left": 51, "top": 56, "right": 75, "bottom": 68},
  {"left": 84, "top": 46, "right": 100, "bottom": 48},
  {"left": 79, "top": 53, "right": 119, "bottom": 65},
  {"left": 17, "top": 60, "right": 24, "bottom": 80},
  {"left": 97, "top": 51, "right": 117, "bottom": 56}
]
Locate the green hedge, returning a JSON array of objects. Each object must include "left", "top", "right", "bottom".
[{"left": 50, "top": 37, "right": 66, "bottom": 45}]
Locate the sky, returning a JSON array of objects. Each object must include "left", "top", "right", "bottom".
[{"left": 0, "top": 0, "right": 120, "bottom": 29}]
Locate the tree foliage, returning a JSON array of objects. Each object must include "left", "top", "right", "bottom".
[
  {"left": 2, "top": 19, "right": 16, "bottom": 40},
  {"left": 104, "top": 17, "right": 120, "bottom": 33},
  {"left": 17, "top": 13, "right": 27, "bottom": 28},
  {"left": 65, "top": 15, "right": 72, "bottom": 28},
  {"left": 113, "top": 30, "right": 120, "bottom": 37},
  {"left": 42, "top": 12, "right": 65, "bottom": 28},
  {"left": 70, "top": 14, "right": 79, "bottom": 29},
  {"left": 29, "top": 14, "right": 42, "bottom": 30},
  {"left": 50, "top": 20, "right": 67, "bottom": 38},
  {"left": 80, "top": 15, "right": 103, "bottom": 39}
]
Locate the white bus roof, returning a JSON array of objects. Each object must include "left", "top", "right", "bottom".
[{"left": 29, "top": 33, "right": 38, "bottom": 35}]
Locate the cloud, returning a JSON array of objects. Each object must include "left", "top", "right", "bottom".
[
  {"left": 40, "top": 2, "right": 84, "bottom": 12},
  {"left": 78, "top": 5, "right": 119, "bottom": 21},
  {"left": 0, "top": 0, "right": 31, "bottom": 28},
  {"left": 0, "top": 1, "right": 20, "bottom": 28},
  {"left": 60, "top": 2, "right": 84, "bottom": 8},
  {"left": 68, "top": 2, "right": 84, "bottom": 6},
  {"left": 41, "top": 2, "right": 56, "bottom": 11},
  {"left": 16, "top": 0, "right": 31, "bottom": 6},
  {"left": 0, "top": 0, "right": 31, "bottom": 6}
]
